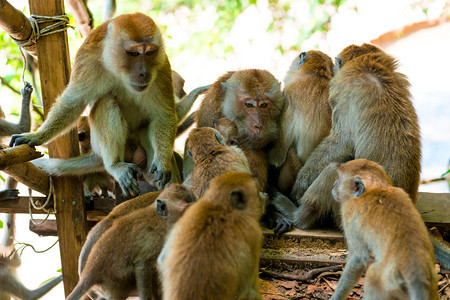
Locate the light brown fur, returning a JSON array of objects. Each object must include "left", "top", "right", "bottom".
[
  {"left": 11, "top": 13, "right": 180, "bottom": 197},
  {"left": 330, "top": 159, "right": 437, "bottom": 300},
  {"left": 186, "top": 127, "right": 251, "bottom": 197},
  {"left": 158, "top": 172, "right": 265, "bottom": 300},
  {"left": 69, "top": 184, "right": 195, "bottom": 300},
  {"left": 269, "top": 50, "right": 333, "bottom": 195},
  {"left": 291, "top": 43, "right": 421, "bottom": 229},
  {"left": 195, "top": 69, "right": 284, "bottom": 150}
]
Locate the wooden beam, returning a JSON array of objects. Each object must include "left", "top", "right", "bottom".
[
  {"left": 0, "top": 144, "right": 43, "bottom": 169},
  {"left": 0, "top": 0, "right": 37, "bottom": 58},
  {"left": 28, "top": 0, "right": 86, "bottom": 296},
  {"left": 3, "top": 161, "right": 49, "bottom": 195}
]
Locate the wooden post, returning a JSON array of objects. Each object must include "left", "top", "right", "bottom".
[{"left": 28, "top": 0, "right": 87, "bottom": 296}]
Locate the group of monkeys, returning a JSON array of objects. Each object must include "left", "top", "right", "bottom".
[{"left": 1, "top": 10, "right": 447, "bottom": 300}]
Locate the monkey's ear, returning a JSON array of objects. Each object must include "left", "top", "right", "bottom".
[
  {"left": 156, "top": 199, "right": 169, "bottom": 217},
  {"left": 335, "top": 57, "right": 342, "bottom": 69},
  {"left": 354, "top": 178, "right": 365, "bottom": 197},
  {"left": 230, "top": 189, "right": 245, "bottom": 210},
  {"left": 299, "top": 52, "right": 307, "bottom": 66}
]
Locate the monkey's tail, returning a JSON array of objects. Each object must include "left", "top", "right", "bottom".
[
  {"left": 29, "top": 274, "right": 63, "bottom": 300},
  {"left": 431, "top": 235, "right": 450, "bottom": 269},
  {"left": 32, "top": 153, "right": 105, "bottom": 176},
  {"left": 176, "top": 112, "right": 195, "bottom": 136}
]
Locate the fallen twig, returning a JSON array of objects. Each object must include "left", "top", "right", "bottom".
[{"left": 261, "top": 265, "right": 343, "bottom": 282}]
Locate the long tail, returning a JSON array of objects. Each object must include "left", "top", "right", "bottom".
[
  {"left": 176, "top": 84, "right": 211, "bottom": 121},
  {"left": 431, "top": 234, "right": 450, "bottom": 269},
  {"left": 30, "top": 274, "right": 63, "bottom": 300},
  {"left": 32, "top": 152, "right": 105, "bottom": 176}
]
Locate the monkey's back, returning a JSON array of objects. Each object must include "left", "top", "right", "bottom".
[
  {"left": 330, "top": 51, "right": 421, "bottom": 202},
  {"left": 162, "top": 200, "right": 262, "bottom": 300},
  {"left": 342, "top": 187, "right": 437, "bottom": 293}
]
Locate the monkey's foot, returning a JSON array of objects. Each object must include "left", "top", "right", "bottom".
[
  {"left": 21, "top": 81, "right": 33, "bottom": 99},
  {"left": 0, "top": 189, "right": 19, "bottom": 201},
  {"left": 111, "top": 162, "right": 142, "bottom": 197},
  {"left": 273, "top": 216, "right": 294, "bottom": 234},
  {"left": 149, "top": 162, "right": 171, "bottom": 188}
]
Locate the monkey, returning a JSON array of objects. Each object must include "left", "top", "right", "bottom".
[
  {"left": 67, "top": 183, "right": 195, "bottom": 300},
  {"left": 195, "top": 69, "right": 284, "bottom": 151},
  {"left": 0, "top": 214, "right": 63, "bottom": 300},
  {"left": 268, "top": 50, "right": 333, "bottom": 195},
  {"left": 0, "top": 82, "right": 33, "bottom": 201},
  {"left": 10, "top": 13, "right": 180, "bottom": 197},
  {"left": 290, "top": 43, "right": 421, "bottom": 229},
  {"left": 158, "top": 171, "right": 266, "bottom": 300},
  {"left": 330, "top": 159, "right": 438, "bottom": 300},
  {"left": 214, "top": 117, "right": 268, "bottom": 193},
  {"left": 186, "top": 126, "right": 251, "bottom": 197}
]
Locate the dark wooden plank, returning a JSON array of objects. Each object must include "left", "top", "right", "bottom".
[
  {"left": 29, "top": 219, "right": 97, "bottom": 236},
  {"left": 28, "top": 0, "right": 86, "bottom": 296},
  {"left": 416, "top": 192, "right": 450, "bottom": 223}
]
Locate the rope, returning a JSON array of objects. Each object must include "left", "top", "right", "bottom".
[
  {"left": 11, "top": 14, "right": 74, "bottom": 84},
  {"left": 28, "top": 177, "right": 55, "bottom": 225}
]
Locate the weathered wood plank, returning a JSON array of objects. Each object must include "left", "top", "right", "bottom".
[
  {"left": 28, "top": 0, "right": 86, "bottom": 296},
  {"left": 416, "top": 192, "right": 450, "bottom": 223},
  {"left": 3, "top": 162, "right": 49, "bottom": 195},
  {"left": 0, "top": 144, "right": 43, "bottom": 169}
]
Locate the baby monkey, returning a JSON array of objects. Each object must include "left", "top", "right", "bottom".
[
  {"left": 158, "top": 171, "right": 266, "bottom": 300},
  {"left": 331, "top": 159, "right": 438, "bottom": 300},
  {"left": 67, "top": 184, "right": 195, "bottom": 300}
]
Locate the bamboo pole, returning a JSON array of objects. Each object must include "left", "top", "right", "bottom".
[{"left": 28, "top": 0, "right": 87, "bottom": 296}]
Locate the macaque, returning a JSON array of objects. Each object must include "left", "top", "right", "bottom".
[
  {"left": 195, "top": 69, "right": 284, "bottom": 150},
  {"left": 330, "top": 159, "right": 437, "bottom": 300},
  {"left": 291, "top": 44, "right": 421, "bottom": 229},
  {"left": 158, "top": 171, "right": 265, "bottom": 300},
  {"left": 214, "top": 117, "right": 267, "bottom": 192},
  {"left": 269, "top": 50, "right": 333, "bottom": 195},
  {"left": 0, "top": 214, "right": 62, "bottom": 299},
  {"left": 10, "top": 13, "right": 180, "bottom": 197},
  {"left": 0, "top": 82, "right": 33, "bottom": 201},
  {"left": 68, "top": 183, "right": 195, "bottom": 300},
  {"left": 186, "top": 127, "right": 251, "bottom": 197}
]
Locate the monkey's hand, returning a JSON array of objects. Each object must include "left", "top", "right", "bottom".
[
  {"left": 10, "top": 132, "right": 43, "bottom": 147},
  {"left": 112, "top": 162, "right": 143, "bottom": 197},
  {"left": 21, "top": 81, "right": 33, "bottom": 101},
  {"left": 290, "top": 176, "right": 310, "bottom": 205},
  {"left": 273, "top": 215, "right": 294, "bottom": 234},
  {"left": 149, "top": 161, "right": 172, "bottom": 189},
  {"left": 0, "top": 189, "right": 19, "bottom": 201}
]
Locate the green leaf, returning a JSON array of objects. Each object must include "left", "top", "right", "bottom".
[
  {"left": 0, "top": 174, "right": 5, "bottom": 182},
  {"left": 442, "top": 169, "right": 450, "bottom": 177},
  {"left": 0, "top": 220, "right": 3, "bottom": 229}
]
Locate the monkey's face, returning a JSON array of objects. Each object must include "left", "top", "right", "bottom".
[
  {"left": 156, "top": 184, "right": 196, "bottom": 224},
  {"left": 213, "top": 118, "right": 239, "bottom": 146}
]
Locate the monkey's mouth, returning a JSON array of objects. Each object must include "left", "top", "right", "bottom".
[{"left": 130, "top": 83, "right": 149, "bottom": 92}]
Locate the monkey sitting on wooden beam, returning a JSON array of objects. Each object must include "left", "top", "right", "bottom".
[{"left": 331, "top": 159, "right": 438, "bottom": 300}]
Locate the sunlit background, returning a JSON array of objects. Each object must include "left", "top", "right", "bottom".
[{"left": 1, "top": 0, "right": 449, "bottom": 298}]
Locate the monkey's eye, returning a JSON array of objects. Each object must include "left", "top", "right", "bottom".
[
  {"left": 127, "top": 51, "right": 140, "bottom": 56},
  {"left": 245, "top": 100, "right": 256, "bottom": 108},
  {"left": 78, "top": 131, "right": 86, "bottom": 141},
  {"left": 260, "top": 102, "right": 268, "bottom": 108},
  {"left": 145, "top": 50, "right": 156, "bottom": 56}
]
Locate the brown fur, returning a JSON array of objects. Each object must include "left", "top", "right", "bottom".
[
  {"left": 187, "top": 127, "right": 251, "bottom": 197},
  {"left": 158, "top": 172, "right": 265, "bottom": 300},
  {"left": 330, "top": 159, "right": 437, "bottom": 300},
  {"left": 195, "top": 69, "right": 284, "bottom": 150},
  {"left": 291, "top": 43, "right": 421, "bottom": 229},
  {"left": 269, "top": 50, "right": 333, "bottom": 195},
  {"left": 214, "top": 117, "right": 268, "bottom": 191},
  {"left": 11, "top": 13, "right": 180, "bottom": 197},
  {"left": 70, "top": 184, "right": 195, "bottom": 300}
]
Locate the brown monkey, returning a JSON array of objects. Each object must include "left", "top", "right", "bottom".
[
  {"left": 330, "top": 159, "right": 437, "bottom": 300},
  {"left": 0, "top": 214, "right": 63, "bottom": 299},
  {"left": 158, "top": 171, "right": 265, "bottom": 300},
  {"left": 195, "top": 69, "right": 284, "bottom": 150},
  {"left": 214, "top": 117, "right": 268, "bottom": 191},
  {"left": 11, "top": 13, "right": 179, "bottom": 197},
  {"left": 291, "top": 43, "right": 421, "bottom": 229},
  {"left": 68, "top": 183, "right": 195, "bottom": 300},
  {"left": 0, "top": 82, "right": 33, "bottom": 201},
  {"left": 186, "top": 127, "right": 251, "bottom": 197},
  {"left": 269, "top": 50, "right": 333, "bottom": 195}
]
